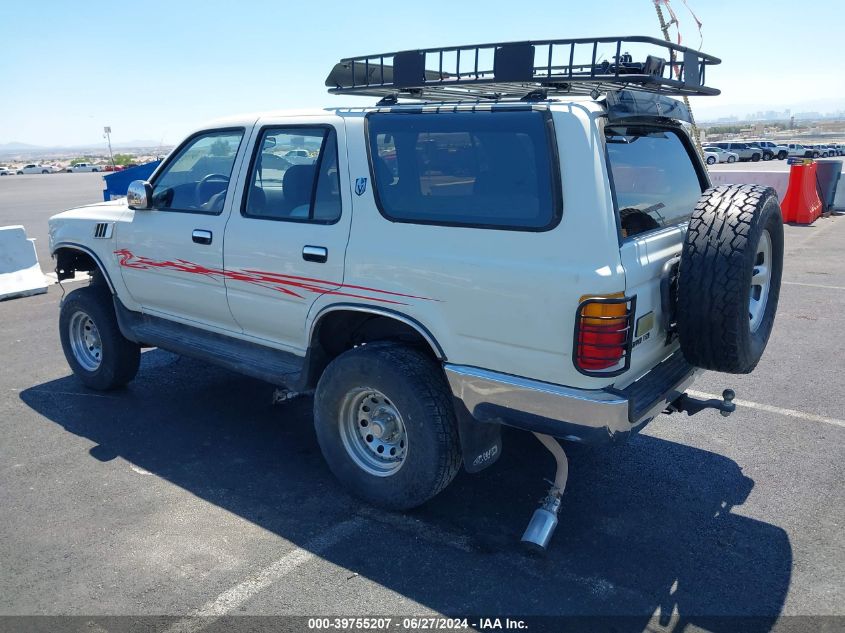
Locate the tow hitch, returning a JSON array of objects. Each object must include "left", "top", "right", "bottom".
[{"left": 668, "top": 389, "right": 736, "bottom": 417}]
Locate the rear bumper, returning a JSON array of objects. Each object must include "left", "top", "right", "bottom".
[{"left": 445, "top": 351, "right": 697, "bottom": 444}]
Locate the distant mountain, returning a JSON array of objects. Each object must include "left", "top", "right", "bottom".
[
  {"left": 0, "top": 139, "right": 163, "bottom": 151},
  {"left": 0, "top": 142, "right": 44, "bottom": 150},
  {"left": 0, "top": 139, "right": 171, "bottom": 158},
  {"left": 112, "top": 140, "right": 162, "bottom": 148}
]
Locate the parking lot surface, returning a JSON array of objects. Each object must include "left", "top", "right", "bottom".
[{"left": 0, "top": 176, "right": 843, "bottom": 631}]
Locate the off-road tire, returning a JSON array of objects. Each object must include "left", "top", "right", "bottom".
[
  {"left": 314, "top": 343, "right": 462, "bottom": 510},
  {"left": 59, "top": 286, "right": 140, "bottom": 390},
  {"left": 677, "top": 185, "right": 784, "bottom": 373}
]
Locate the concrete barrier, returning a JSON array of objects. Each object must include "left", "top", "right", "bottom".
[
  {"left": 0, "top": 225, "right": 48, "bottom": 301},
  {"left": 708, "top": 170, "right": 790, "bottom": 201},
  {"left": 834, "top": 176, "right": 845, "bottom": 213}
]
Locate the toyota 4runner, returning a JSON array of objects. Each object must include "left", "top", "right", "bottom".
[{"left": 49, "top": 37, "right": 784, "bottom": 550}]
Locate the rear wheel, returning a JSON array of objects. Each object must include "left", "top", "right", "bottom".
[
  {"left": 59, "top": 286, "right": 140, "bottom": 389},
  {"left": 706, "top": 156, "right": 716, "bottom": 165},
  {"left": 677, "top": 185, "right": 784, "bottom": 373},
  {"left": 314, "top": 343, "right": 461, "bottom": 510},
  {"left": 751, "top": 153, "right": 761, "bottom": 162},
  {"left": 777, "top": 151, "right": 787, "bottom": 160}
]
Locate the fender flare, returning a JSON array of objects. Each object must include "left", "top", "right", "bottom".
[
  {"left": 307, "top": 303, "right": 446, "bottom": 360},
  {"left": 52, "top": 242, "right": 116, "bottom": 294}
]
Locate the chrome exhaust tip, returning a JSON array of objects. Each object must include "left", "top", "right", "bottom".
[
  {"left": 520, "top": 433, "right": 568, "bottom": 552},
  {"left": 520, "top": 507, "right": 559, "bottom": 552}
]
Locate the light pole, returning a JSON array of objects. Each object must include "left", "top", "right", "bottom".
[{"left": 103, "top": 126, "right": 115, "bottom": 169}]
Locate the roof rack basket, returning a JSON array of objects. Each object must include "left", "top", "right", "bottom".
[{"left": 326, "top": 35, "right": 720, "bottom": 101}]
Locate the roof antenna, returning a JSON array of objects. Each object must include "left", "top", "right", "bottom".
[{"left": 654, "top": 0, "right": 704, "bottom": 158}]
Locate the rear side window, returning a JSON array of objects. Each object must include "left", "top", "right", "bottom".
[
  {"left": 243, "top": 127, "right": 341, "bottom": 224},
  {"left": 367, "top": 110, "right": 560, "bottom": 230},
  {"left": 606, "top": 126, "right": 703, "bottom": 238}
]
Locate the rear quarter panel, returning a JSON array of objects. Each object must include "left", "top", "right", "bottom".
[{"left": 310, "top": 105, "right": 626, "bottom": 390}]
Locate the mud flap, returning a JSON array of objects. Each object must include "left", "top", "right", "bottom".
[{"left": 453, "top": 399, "right": 502, "bottom": 473}]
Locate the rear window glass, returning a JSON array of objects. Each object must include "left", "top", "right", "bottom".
[
  {"left": 367, "top": 110, "right": 560, "bottom": 230},
  {"left": 605, "top": 126, "right": 703, "bottom": 238}
]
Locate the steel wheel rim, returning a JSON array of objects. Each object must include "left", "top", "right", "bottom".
[
  {"left": 749, "top": 229, "right": 773, "bottom": 333},
  {"left": 68, "top": 310, "right": 102, "bottom": 371},
  {"left": 339, "top": 388, "right": 407, "bottom": 477}
]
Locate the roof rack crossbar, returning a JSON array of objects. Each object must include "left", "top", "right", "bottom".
[{"left": 325, "top": 35, "right": 720, "bottom": 101}]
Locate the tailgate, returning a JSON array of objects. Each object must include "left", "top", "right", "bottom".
[{"left": 618, "top": 225, "right": 684, "bottom": 388}]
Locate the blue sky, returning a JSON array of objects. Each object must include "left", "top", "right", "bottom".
[{"left": 1, "top": 0, "right": 843, "bottom": 146}]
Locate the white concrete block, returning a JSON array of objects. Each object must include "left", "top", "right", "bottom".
[
  {"left": 833, "top": 174, "right": 845, "bottom": 212},
  {"left": 708, "top": 171, "right": 790, "bottom": 202},
  {"left": 0, "top": 225, "right": 48, "bottom": 301}
]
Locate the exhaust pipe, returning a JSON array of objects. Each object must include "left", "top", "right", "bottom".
[{"left": 520, "top": 432, "right": 568, "bottom": 552}]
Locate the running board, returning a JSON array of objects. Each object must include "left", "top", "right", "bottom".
[{"left": 113, "top": 299, "right": 304, "bottom": 387}]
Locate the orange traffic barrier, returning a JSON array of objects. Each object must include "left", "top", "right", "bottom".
[{"left": 780, "top": 161, "right": 823, "bottom": 224}]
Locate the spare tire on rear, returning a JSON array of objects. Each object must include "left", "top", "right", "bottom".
[{"left": 677, "top": 184, "right": 784, "bottom": 373}]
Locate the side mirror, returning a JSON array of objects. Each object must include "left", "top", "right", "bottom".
[{"left": 127, "top": 180, "right": 153, "bottom": 210}]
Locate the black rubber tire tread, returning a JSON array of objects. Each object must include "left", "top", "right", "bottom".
[
  {"left": 313, "top": 343, "right": 461, "bottom": 510},
  {"left": 59, "top": 285, "right": 140, "bottom": 390},
  {"left": 677, "top": 184, "right": 784, "bottom": 374}
]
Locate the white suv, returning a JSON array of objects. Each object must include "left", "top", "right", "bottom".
[{"left": 48, "top": 37, "right": 783, "bottom": 550}]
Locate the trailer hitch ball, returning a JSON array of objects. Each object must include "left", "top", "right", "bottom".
[{"left": 720, "top": 389, "right": 736, "bottom": 417}]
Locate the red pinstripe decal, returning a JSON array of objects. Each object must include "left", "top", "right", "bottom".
[{"left": 113, "top": 249, "right": 437, "bottom": 306}]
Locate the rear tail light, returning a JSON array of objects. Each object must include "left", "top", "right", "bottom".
[{"left": 573, "top": 294, "right": 636, "bottom": 377}]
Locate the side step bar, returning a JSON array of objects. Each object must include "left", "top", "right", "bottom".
[{"left": 113, "top": 299, "right": 304, "bottom": 387}]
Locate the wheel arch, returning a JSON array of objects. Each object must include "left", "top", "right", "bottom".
[
  {"left": 53, "top": 243, "right": 116, "bottom": 294},
  {"left": 300, "top": 304, "right": 446, "bottom": 390}
]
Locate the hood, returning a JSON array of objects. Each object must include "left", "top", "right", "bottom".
[{"left": 50, "top": 198, "right": 129, "bottom": 223}]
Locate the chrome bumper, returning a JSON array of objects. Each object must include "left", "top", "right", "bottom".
[{"left": 444, "top": 352, "right": 697, "bottom": 443}]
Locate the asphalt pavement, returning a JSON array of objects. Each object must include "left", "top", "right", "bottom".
[
  {"left": 0, "top": 172, "right": 104, "bottom": 265},
  {"left": 0, "top": 175, "right": 843, "bottom": 632}
]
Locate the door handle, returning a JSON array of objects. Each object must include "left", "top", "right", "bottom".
[
  {"left": 192, "top": 229, "right": 213, "bottom": 245},
  {"left": 302, "top": 245, "right": 328, "bottom": 263}
]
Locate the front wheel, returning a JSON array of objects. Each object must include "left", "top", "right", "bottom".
[
  {"left": 727, "top": 156, "right": 736, "bottom": 163},
  {"left": 41, "top": 170, "right": 48, "bottom": 174},
  {"left": 314, "top": 343, "right": 462, "bottom": 510},
  {"left": 59, "top": 286, "right": 140, "bottom": 390}
]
